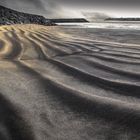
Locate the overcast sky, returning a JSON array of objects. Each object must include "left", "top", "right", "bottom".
[{"left": 0, "top": 0, "right": 140, "bottom": 18}]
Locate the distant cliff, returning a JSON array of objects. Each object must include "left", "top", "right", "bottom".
[
  {"left": 0, "top": 5, "right": 54, "bottom": 25},
  {"left": 105, "top": 18, "right": 140, "bottom": 21},
  {"left": 49, "top": 18, "right": 89, "bottom": 23}
]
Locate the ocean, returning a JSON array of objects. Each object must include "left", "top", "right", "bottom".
[{"left": 57, "top": 21, "right": 140, "bottom": 30}]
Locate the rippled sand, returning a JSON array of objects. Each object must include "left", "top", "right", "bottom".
[{"left": 0, "top": 24, "right": 140, "bottom": 139}]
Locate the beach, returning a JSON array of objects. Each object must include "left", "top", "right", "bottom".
[{"left": 0, "top": 24, "right": 140, "bottom": 139}]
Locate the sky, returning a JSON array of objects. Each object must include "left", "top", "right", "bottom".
[{"left": 0, "top": 0, "right": 140, "bottom": 18}]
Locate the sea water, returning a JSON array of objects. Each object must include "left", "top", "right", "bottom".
[{"left": 57, "top": 21, "right": 140, "bottom": 30}]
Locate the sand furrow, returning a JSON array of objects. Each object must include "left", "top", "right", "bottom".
[{"left": 0, "top": 24, "right": 140, "bottom": 139}]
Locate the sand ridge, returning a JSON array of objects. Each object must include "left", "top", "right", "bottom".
[{"left": 0, "top": 24, "right": 140, "bottom": 139}]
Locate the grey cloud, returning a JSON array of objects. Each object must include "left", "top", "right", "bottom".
[{"left": 0, "top": 0, "right": 140, "bottom": 18}]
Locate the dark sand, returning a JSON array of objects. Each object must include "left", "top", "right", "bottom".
[{"left": 0, "top": 24, "right": 140, "bottom": 139}]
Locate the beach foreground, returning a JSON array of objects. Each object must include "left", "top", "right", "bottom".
[{"left": 0, "top": 24, "right": 140, "bottom": 139}]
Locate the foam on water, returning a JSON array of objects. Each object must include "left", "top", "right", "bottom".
[{"left": 58, "top": 22, "right": 140, "bottom": 30}]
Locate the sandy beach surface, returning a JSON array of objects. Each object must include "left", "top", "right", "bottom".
[{"left": 0, "top": 24, "right": 140, "bottom": 139}]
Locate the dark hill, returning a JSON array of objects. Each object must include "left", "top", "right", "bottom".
[{"left": 0, "top": 5, "right": 54, "bottom": 25}]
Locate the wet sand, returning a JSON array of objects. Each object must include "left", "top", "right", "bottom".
[{"left": 0, "top": 24, "right": 140, "bottom": 139}]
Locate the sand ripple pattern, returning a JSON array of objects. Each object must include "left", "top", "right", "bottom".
[{"left": 0, "top": 24, "right": 140, "bottom": 139}]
